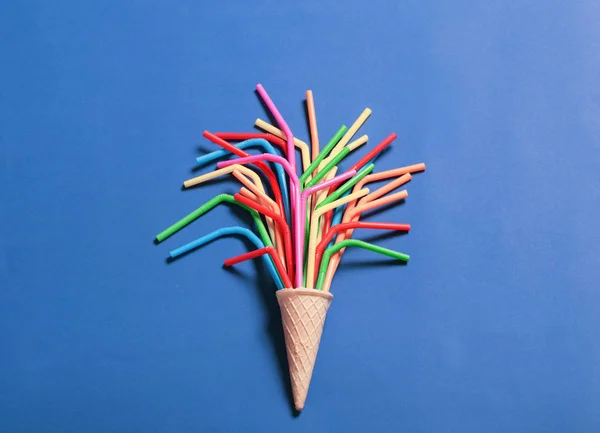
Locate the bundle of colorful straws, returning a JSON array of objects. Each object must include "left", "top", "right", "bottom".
[{"left": 155, "top": 84, "right": 425, "bottom": 410}]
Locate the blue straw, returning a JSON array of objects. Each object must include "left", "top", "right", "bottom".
[
  {"left": 169, "top": 226, "right": 284, "bottom": 290},
  {"left": 196, "top": 138, "right": 291, "bottom": 223}
]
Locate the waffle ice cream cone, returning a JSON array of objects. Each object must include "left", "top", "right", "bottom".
[{"left": 276, "top": 288, "right": 333, "bottom": 411}]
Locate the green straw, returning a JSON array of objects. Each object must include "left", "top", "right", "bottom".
[
  {"left": 305, "top": 146, "right": 351, "bottom": 189},
  {"left": 316, "top": 163, "right": 375, "bottom": 210},
  {"left": 315, "top": 239, "right": 410, "bottom": 290},
  {"left": 155, "top": 193, "right": 272, "bottom": 248},
  {"left": 299, "top": 125, "right": 348, "bottom": 186}
]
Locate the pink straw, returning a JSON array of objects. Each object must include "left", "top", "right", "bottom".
[
  {"left": 256, "top": 84, "right": 297, "bottom": 175},
  {"left": 218, "top": 154, "right": 303, "bottom": 287}
]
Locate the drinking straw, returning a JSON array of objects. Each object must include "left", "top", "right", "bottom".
[
  {"left": 343, "top": 163, "right": 426, "bottom": 218},
  {"left": 328, "top": 108, "right": 372, "bottom": 158},
  {"left": 322, "top": 189, "right": 409, "bottom": 291},
  {"left": 224, "top": 246, "right": 293, "bottom": 289},
  {"left": 183, "top": 164, "right": 264, "bottom": 190},
  {"left": 347, "top": 135, "right": 369, "bottom": 151},
  {"left": 203, "top": 132, "right": 288, "bottom": 223},
  {"left": 299, "top": 125, "right": 348, "bottom": 185},
  {"left": 234, "top": 193, "right": 293, "bottom": 278},
  {"left": 315, "top": 239, "right": 410, "bottom": 291},
  {"left": 359, "top": 173, "right": 412, "bottom": 205},
  {"left": 310, "top": 221, "right": 411, "bottom": 287},
  {"left": 196, "top": 135, "right": 286, "bottom": 165},
  {"left": 316, "top": 164, "right": 375, "bottom": 246},
  {"left": 309, "top": 167, "right": 338, "bottom": 247},
  {"left": 254, "top": 119, "right": 311, "bottom": 174},
  {"left": 317, "top": 163, "right": 375, "bottom": 210},
  {"left": 217, "top": 153, "right": 303, "bottom": 286},
  {"left": 233, "top": 170, "right": 280, "bottom": 213},
  {"left": 304, "top": 146, "right": 352, "bottom": 189},
  {"left": 321, "top": 133, "right": 397, "bottom": 220},
  {"left": 348, "top": 133, "right": 397, "bottom": 174},
  {"left": 239, "top": 187, "right": 260, "bottom": 202},
  {"left": 306, "top": 90, "right": 320, "bottom": 162},
  {"left": 155, "top": 193, "right": 272, "bottom": 248},
  {"left": 298, "top": 170, "right": 357, "bottom": 264},
  {"left": 233, "top": 170, "right": 283, "bottom": 259},
  {"left": 214, "top": 132, "right": 287, "bottom": 150},
  {"left": 169, "top": 226, "right": 284, "bottom": 290},
  {"left": 195, "top": 137, "right": 291, "bottom": 221},
  {"left": 256, "top": 84, "right": 297, "bottom": 175},
  {"left": 305, "top": 188, "right": 370, "bottom": 287}
]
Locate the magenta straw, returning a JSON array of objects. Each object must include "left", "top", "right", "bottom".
[
  {"left": 256, "top": 84, "right": 297, "bottom": 175},
  {"left": 218, "top": 154, "right": 303, "bottom": 287}
]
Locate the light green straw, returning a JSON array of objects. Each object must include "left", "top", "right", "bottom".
[
  {"left": 299, "top": 125, "right": 348, "bottom": 186},
  {"left": 315, "top": 239, "right": 410, "bottom": 290},
  {"left": 316, "top": 163, "right": 375, "bottom": 210},
  {"left": 305, "top": 146, "right": 352, "bottom": 189},
  {"left": 155, "top": 193, "right": 273, "bottom": 248}
]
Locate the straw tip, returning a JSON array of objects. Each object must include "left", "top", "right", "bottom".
[{"left": 295, "top": 403, "right": 304, "bottom": 411}]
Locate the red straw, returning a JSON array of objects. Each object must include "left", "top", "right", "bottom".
[
  {"left": 349, "top": 132, "right": 396, "bottom": 173},
  {"left": 313, "top": 221, "right": 411, "bottom": 286},
  {"left": 214, "top": 133, "right": 289, "bottom": 155},
  {"left": 204, "top": 131, "right": 287, "bottom": 223},
  {"left": 233, "top": 193, "right": 294, "bottom": 281},
  {"left": 224, "top": 246, "right": 293, "bottom": 289},
  {"left": 322, "top": 133, "right": 398, "bottom": 229}
]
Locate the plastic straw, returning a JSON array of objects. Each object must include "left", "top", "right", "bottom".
[
  {"left": 322, "top": 189, "right": 409, "bottom": 291},
  {"left": 328, "top": 108, "right": 372, "bottom": 157},
  {"left": 234, "top": 193, "right": 293, "bottom": 278},
  {"left": 256, "top": 84, "right": 297, "bottom": 175},
  {"left": 224, "top": 246, "right": 293, "bottom": 289},
  {"left": 360, "top": 173, "right": 412, "bottom": 205},
  {"left": 316, "top": 239, "right": 410, "bottom": 291},
  {"left": 155, "top": 193, "right": 272, "bottom": 247},
  {"left": 203, "top": 132, "right": 288, "bottom": 224},
  {"left": 217, "top": 153, "right": 304, "bottom": 287},
  {"left": 311, "top": 221, "right": 411, "bottom": 287},
  {"left": 341, "top": 163, "right": 426, "bottom": 224},
  {"left": 347, "top": 135, "right": 368, "bottom": 151},
  {"left": 305, "top": 188, "right": 369, "bottom": 287},
  {"left": 349, "top": 133, "right": 396, "bottom": 173},
  {"left": 298, "top": 170, "right": 357, "bottom": 264},
  {"left": 299, "top": 125, "right": 348, "bottom": 185},
  {"left": 317, "top": 163, "right": 375, "bottom": 210},
  {"left": 233, "top": 170, "right": 283, "bottom": 260},
  {"left": 169, "top": 226, "right": 284, "bottom": 290},
  {"left": 183, "top": 164, "right": 263, "bottom": 189},
  {"left": 254, "top": 119, "right": 311, "bottom": 174},
  {"left": 195, "top": 137, "right": 291, "bottom": 221},
  {"left": 306, "top": 90, "right": 320, "bottom": 162},
  {"left": 305, "top": 146, "right": 352, "bottom": 189}
]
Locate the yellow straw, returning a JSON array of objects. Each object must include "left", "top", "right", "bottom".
[
  {"left": 254, "top": 119, "right": 311, "bottom": 174},
  {"left": 329, "top": 108, "right": 371, "bottom": 157},
  {"left": 305, "top": 188, "right": 369, "bottom": 288},
  {"left": 347, "top": 134, "right": 368, "bottom": 152},
  {"left": 184, "top": 165, "right": 264, "bottom": 190}
]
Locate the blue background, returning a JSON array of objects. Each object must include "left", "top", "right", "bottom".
[{"left": 1, "top": 1, "right": 599, "bottom": 431}]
